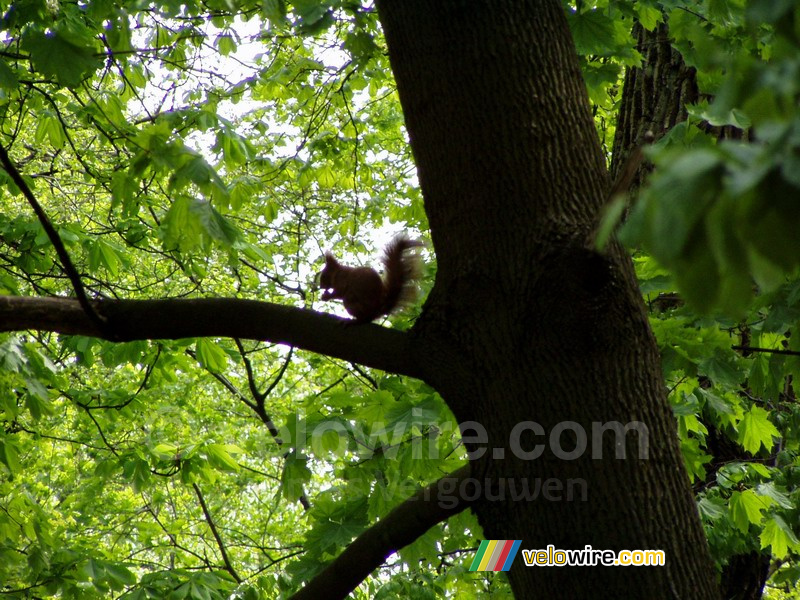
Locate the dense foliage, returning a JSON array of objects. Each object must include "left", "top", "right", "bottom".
[{"left": 2, "top": 0, "right": 800, "bottom": 597}]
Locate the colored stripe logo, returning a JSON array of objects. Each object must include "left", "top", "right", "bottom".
[{"left": 469, "top": 540, "right": 521, "bottom": 571}]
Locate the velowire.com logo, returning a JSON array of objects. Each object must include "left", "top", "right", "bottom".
[{"left": 469, "top": 540, "right": 522, "bottom": 571}]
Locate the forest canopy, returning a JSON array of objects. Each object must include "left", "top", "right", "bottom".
[{"left": 2, "top": 0, "right": 800, "bottom": 598}]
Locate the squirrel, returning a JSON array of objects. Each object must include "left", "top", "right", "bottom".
[{"left": 319, "top": 234, "right": 423, "bottom": 323}]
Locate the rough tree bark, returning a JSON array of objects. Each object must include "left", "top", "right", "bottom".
[
  {"left": 376, "top": 1, "right": 720, "bottom": 597},
  {"left": 613, "top": 21, "right": 767, "bottom": 600},
  {"left": 610, "top": 22, "right": 697, "bottom": 183}
]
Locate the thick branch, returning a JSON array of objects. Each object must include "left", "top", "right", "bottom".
[
  {"left": 291, "top": 464, "right": 473, "bottom": 600},
  {"left": 0, "top": 296, "right": 423, "bottom": 379}
]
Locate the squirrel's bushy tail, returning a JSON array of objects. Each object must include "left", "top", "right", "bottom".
[{"left": 381, "top": 233, "right": 423, "bottom": 316}]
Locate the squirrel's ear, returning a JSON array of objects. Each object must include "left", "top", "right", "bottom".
[{"left": 324, "top": 252, "right": 337, "bottom": 265}]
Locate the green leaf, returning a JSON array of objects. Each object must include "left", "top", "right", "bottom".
[
  {"left": 354, "top": 390, "right": 396, "bottom": 424},
  {"left": 755, "top": 482, "right": 793, "bottom": 509},
  {"left": 0, "top": 58, "right": 18, "bottom": 89},
  {"left": 151, "top": 444, "right": 179, "bottom": 460},
  {"left": 106, "top": 13, "right": 133, "bottom": 54},
  {"left": 729, "top": 489, "right": 767, "bottom": 533},
  {"left": 635, "top": 4, "right": 663, "bottom": 31},
  {"left": 748, "top": 463, "right": 772, "bottom": 479},
  {"left": 747, "top": 249, "right": 785, "bottom": 293},
  {"left": 23, "top": 30, "right": 102, "bottom": 87},
  {"left": 111, "top": 171, "right": 137, "bottom": 211},
  {"left": 216, "top": 34, "right": 236, "bottom": 56},
  {"left": 229, "top": 176, "right": 259, "bottom": 210},
  {"left": 58, "top": 226, "right": 80, "bottom": 245},
  {"left": 0, "top": 384, "right": 20, "bottom": 419},
  {"left": 698, "top": 496, "right": 727, "bottom": 520},
  {"left": 644, "top": 149, "right": 724, "bottom": 261},
  {"left": 24, "top": 379, "right": 54, "bottom": 420},
  {"left": 190, "top": 200, "right": 242, "bottom": 246},
  {"left": 343, "top": 30, "right": 378, "bottom": 63},
  {"left": 96, "top": 240, "right": 122, "bottom": 277},
  {"left": 205, "top": 443, "right": 240, "bottom": 472},
  {"left": 128, "top": 458, "right": 151, "bottom": 492},
  {"left": 305, "top": 494, "right": 368, "bottom": 555},
  {"left": 0, "top": 340, "right": 26, "bottom": 373},
  {"left": 582, "top": 61, "right": 622, "bottom": 105},
  {"left": 760, "top": 514, "right": 800, "bottom": 559},
  {"left": 218, "top": 130, "right": 252, "bottom": 168},
  {"left": 281, "top": 451, "right": 311, "bottom": 502},
  {"left": 262, "top": 0, "right": 287, "bottom": 25},
  {"left": 297, "top": 9, "right": 334, "bottom": 35},
  {"left": 317, "top": 427, "right": 347, "bottom": 456},
  {"left": 0, "top": 439, "right": 21, "bottom": 474},
  {"left": 292, "top": 0, "right": 329, "bottom": 20},
  {"left": 696, "top": 388, "right": 735, "bottom": 416},
  {"left": 698, "top": 351, "right": 743, "bottom": 387},
  {"left": 163, "top": 195, "right": 200, "bottom": 251},
  {"left": 165, "top": 194, "right": 243, "bottom": 252},
  {"left": 195, "top": 339, "right": 228, "bottom": 373},
  {"left": 317, "top": 163, "right": 337, "bottom": 188},
  {"left": 737, "top": 406, "right": 780, "bottom": 454},
  {"left": 104, "top": 562, "right": 136, "bottom": 587},
  {"left": 172, "top": 155, "right": 228, "bottom": 196},
  {"left": 566, "top": 10, "right": 617, "bottom": 56}
]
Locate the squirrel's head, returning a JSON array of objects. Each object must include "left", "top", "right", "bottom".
[{"left": 319, "top": 251, "right": 340, "bottom": 290}]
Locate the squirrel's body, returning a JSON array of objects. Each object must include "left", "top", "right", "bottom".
[{"left": 320, "top": 235, "right": 422, "bottom": 323}]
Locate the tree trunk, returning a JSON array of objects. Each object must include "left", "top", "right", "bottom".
[
  {"left": 613, "top": 20, "right": 765, "bottom": 600},
  {"left": 610, "top": 22, "right": 697, "bottom": 181},
  {"left": 376, "top": 1, "right": 720, "bottom": 597}
]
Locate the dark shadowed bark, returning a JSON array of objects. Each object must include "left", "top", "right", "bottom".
[
  {"left": 291, "top": 465, "right": 473, "bottom": 600},
  {"left": 611, "top": 22, "right": 698, "bottom": 183},
  {"left": 0, "top": 296, "right": 424, "bottom": 379},
  {"left": 614, "top": 19, "right": 766, "bottom": 600},
  {"left": 720, "top": 551, "right": 770, "bottom": 600},
  {"left": 376, "top": 1, "right": 720, "bottom": 597}
]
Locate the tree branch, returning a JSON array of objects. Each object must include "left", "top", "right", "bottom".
[
  {"left": 732, "top": 345, "right": 800, "bottom": 357},
  {"left": 290, "top": 464, "right": 473, "bottom": 600},
  {"left": 0, "top": 296, "right": 423, "bottom": 379},
  {"left": 192, "top": 347, "right": 312, "bottom": 511},
  {"left": 0, "top": 144, "right": 107, "bottom": 333},
  {"left": 192, "top": 482, "right": 242, "bottom": 583}
]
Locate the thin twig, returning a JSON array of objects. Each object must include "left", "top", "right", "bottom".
[
  {"left": 193, "top": 344, "right": 311, "bottom": 511},
  {"left": 350, "top": 363, "right": 377, "bottom": 389},
  {"left": 192, "top": 482, "right": 242, "bottom": 583},
  {"left": 732, "top": 345, "right": 800, "bottom": 357},
  {"left": 261, "top": 346, "right": 295, "bottom": 405}
]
